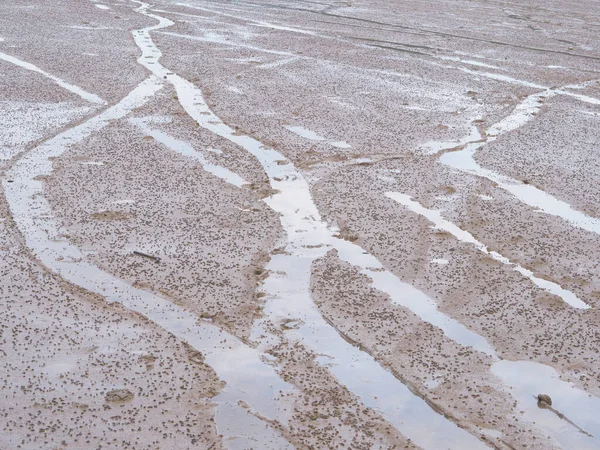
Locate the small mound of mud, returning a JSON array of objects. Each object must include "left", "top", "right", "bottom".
[
  {"left": 90, "top": 211, "right": 132, "bottom": 221},
  {"left": 105, "top": 389, "right": 134, "bottom": 402},
  {"left": 439, "top": 185, "right": 457, "bottom": 195}
]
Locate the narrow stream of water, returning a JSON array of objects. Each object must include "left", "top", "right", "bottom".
[
  {"left": 130, "top": 2, "right": 493, "bottom": 447},
  {"left": 386, "top": 192, "right": 588, "bottom": 309},
  {"left": 2, "top": 75, "right": 295, "bottom": 448},
  {"left": 0, "top": 51, "right": 105, "bottom": 104},
  {"left": 6, "top": 1, "right": 597, "bottom": 447},
  {"left": 129, "top": 2, "right": 600, "bottom": 447},
  {"left": 131, "top": 116, "right": 247, "bottom": 187},
  {"left": 436, "top": 89, "right": 600, "bottom": 236}
]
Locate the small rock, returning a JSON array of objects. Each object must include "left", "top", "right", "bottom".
[
  {"left": 105, "top": 389, "right": 134, "bottom": 402},
  {"left": 537, "top": 393, "right": 552, "bottom": 407}
]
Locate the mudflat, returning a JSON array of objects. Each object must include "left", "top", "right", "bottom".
[{"left": 1, "top": 0, "right": 600, "bottom": 449}]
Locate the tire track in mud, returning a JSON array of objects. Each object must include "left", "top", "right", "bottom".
[
  {"left": 134, "top": 1, "right": 600, "bottom": 448},
  {"left": 2, "top": 76, "right": 297, "bottom": 449},
  {"left": 130, "top": 116, "right": 248, "bottom": 187},
  {"left": 442, "top": 67, "right": 600, "bottom": 106},
  {"left": 130, "top": 2, "right": 493, "bottom": 448},
  {"left": 216, "top": 0, "right": 600, "bottom": 63},
  {"left": 384, "top": 192, "right": 600, "bottom": 444},
  {"left": 5, "top": 1, "right": 594, "bottom": 448},
  {"left": 162, "top": 1, "right": 600, "bottom": 107},
  {"left": 154, "top": 0, "right": 600, "bottom": 446},
  {"left": 377, "top": 85, "right": 600, "bottom": 446},
  {"left": 172, "top": 2, "right": 318, "bottom": 36},
  {"left": 1, "top": 103, "right": 116, "bottom": 169}
]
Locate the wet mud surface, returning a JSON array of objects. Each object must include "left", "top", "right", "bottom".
[{"left": 2, "top": 0, "right": 600, "bottom": 448}]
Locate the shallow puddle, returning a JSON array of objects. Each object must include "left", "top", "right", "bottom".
[
  {"left": 421, "top": 125, "right": 481, "bottom": 155},
  {"left": 128, "top": 2, "right": 600, "bottom": 447},
  {"left": 255, "top": 249, "right": 489, "bottom": 449},
  {"left": 284, "top": 125, "right": 326, "bottom": 141},
  {"left": 130, "top": 3, "right": 496, "bottom": 446},
  {"left": 131, "top": 117, "right": 247, "bottom": 187},
  {"left": 333, "top": 236, "right": 499, "bottom": 356},
  {"left": 493, "top": 360, "right": 600, "bottom": 448},
  {"left": 330, "top": 140, "right": 352, "bottom": 149}
]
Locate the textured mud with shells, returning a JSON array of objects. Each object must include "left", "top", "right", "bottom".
[{"left": 2, "top": 0, "right": 600, "bottom": 448}]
